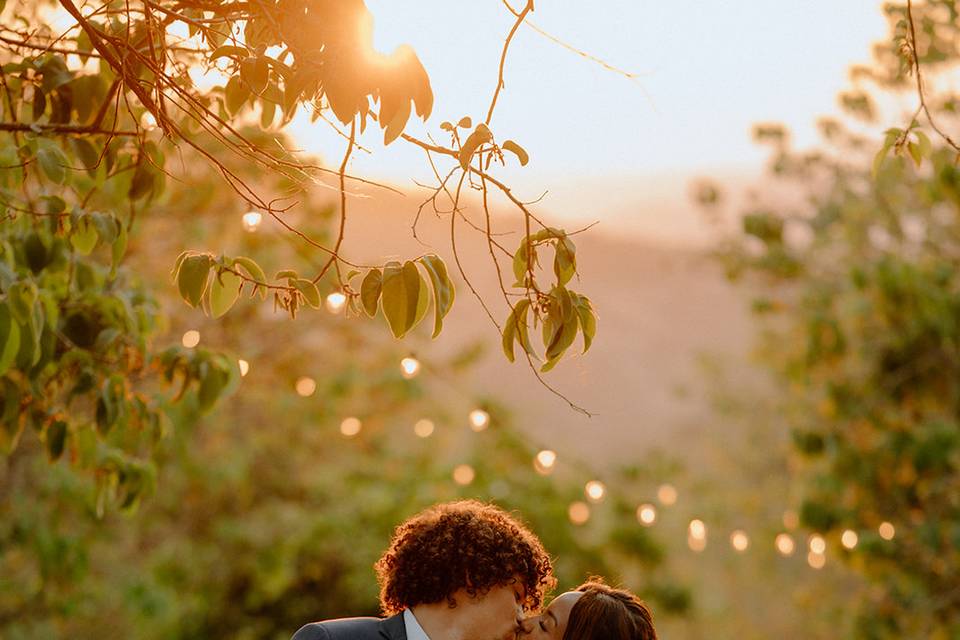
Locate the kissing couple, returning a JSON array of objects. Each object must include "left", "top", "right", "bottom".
[{"left": 292, "top": 500, "right": 658, "bottom": 640}]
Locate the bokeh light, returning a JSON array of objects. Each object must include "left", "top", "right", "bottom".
[
  {"left": 452, "top": 464, "right": 475, "bottom": 485},
  {"left": 775, "top": 533, "right": 796, "bottom": 556},
  {"left": 242, "top": 211, "right": 262, "bottom": 232},
  {"left": 730, "top": 530, "right": 749, "bottom": 552},
  {"left": 807, "top": 551, "right": 826, "bottom": 569},
  {"left": 400, "top": 356, "right": 421, "bottom": 379},
  {"left": 238, "top": 359, "right": 250, "bottom": 377},
  {"left": 468, "top": 409, "right": 490, "bottom": 431},
  {"left": 181, "top": 330, "right": 200, "bottom": 348},
  {"left": 689, "top": 519, "right": 707, "bottom": 540},
  {"left": 584, "top": 480, "right": 606, "bottom": 503},
  {"left": 841, "top": 529, "right": 859, "bottom": 549},
  {"left": 657, "top": 483, "right": 678, "bottom": 506},
  {"left": 879, "top": 522, "right": 895, "bottom": 540},
  {"left": 295, "top": 376, "right": 316, "bottom": 397},
  {"left": 533, "top": 450, "right": 557, "bottom": 475},
  {"left": 637, "top": 503, "right": 656, "bottom": 526},
  {"left": 808, "top": 534, "right": 826, "bottom": 555},
  {"left": 568, "top": 501, "right": 590, "bottom": 525},
  {"left": 782, "top": 510, "right": 799, "bottom": 530},
  {"left": 340, "top": 417, "right": 362, "bottom": 437},
  {"left": 325, "top": 292, "right": 347, "bottom": 313},
  {"left": 413, "top": 419, "right": 435, "bottom": 438}
]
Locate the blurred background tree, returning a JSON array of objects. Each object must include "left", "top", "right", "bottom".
[{"left": 711, "top": 1, "right": 960, "bottom": 636}]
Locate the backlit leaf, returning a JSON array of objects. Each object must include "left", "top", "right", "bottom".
[
  {"left": 361, "top": 268, "right": 382, "bottom": 317},
  {"left": 418, "top": 254, "right": 455, "bottom": 338},
  {"left": 381, "top": 261, "right": 421, "bottom": 338},
  {"left": 210, "top": 269, "right": 242, "bottom": 318}
]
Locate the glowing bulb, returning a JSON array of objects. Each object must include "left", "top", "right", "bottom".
[
  {"left": 637, "top": 503, "right": 656, "bottom": 526},
  {"left": 413, "top": 419, "right": 435, "bottom": 438},
  {"left": 238, "top": 359, "right": 250, "bottom": 377},
  {"left": 808, "top": 534, "right": 826, "bottom": 555},
  {"left": 878, "top": 522, "right": 895, "bottom": 540},
  {"left": 469, "top": 409, "right": 490, "bottom": 431},
  {"left": 400, "top": 356, "right": 421, "bottom": 379},
  {"left": 775, "top": 533, "right": 795, "bottom": 556},
  {"left": 782, "top": 510, "right": 799, "bottom": 530},
  {"left": 325, "top": 292, "right": 347, "bottom": 313},
  {"left": 584, "top": 480, "right": 606, "bottom": 503},
  {"left": 340, "top": 417, "right": 362, "bottom": 437},
  {"left": 841, "top": 529, "right": 859, "bottom": 549},
  {"left": 688, "top": 534, "right": 707, "bottom": 552},
  {"left": 657, "top": 483, "right": 678, "bottom": 506},
  {"left": 181, "top": 330, "right": 200, "bottom": 348},
  {"left": 689, "top": 519, "right": 707, "bottom": 540},
  {"left": 534, "top": 450, "right": 557, "bottom": 475},
  {"left": 730, "top": 530, "right": 749, "bottom": 552},
  {"left": 568, "top": 501, "right": 590, "bottom": 525},
  {"left": 242, "top": 211, "right": 262, "bottom": 232},
  {"left": 807, "top": 551, "right": 826, "bottom": 569},
  {"left": 295, "top": 376, "right": 316, "bottom": 397},
  {"left": 452, "top": 464, "right": 475, "bottom": 485}
]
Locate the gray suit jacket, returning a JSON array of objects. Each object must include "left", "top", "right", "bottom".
[{"left": 291, "top": 612, "right": 407, "bottom": 640}]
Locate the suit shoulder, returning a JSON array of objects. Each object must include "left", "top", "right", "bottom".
[{"left": 292, "top": 617, "right": 386, "bottom": 640}]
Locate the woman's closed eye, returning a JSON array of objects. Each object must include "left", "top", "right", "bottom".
[{"left": 538, "top": 619, "right": 547, "bottom": 632}]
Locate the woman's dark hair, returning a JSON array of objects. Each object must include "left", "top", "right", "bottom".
[
  {"left": 375, "top": 500, "right": 555, "bottom": 615},
  {"left": 562, "top": 578, "right": 658, "bottom": 640}
]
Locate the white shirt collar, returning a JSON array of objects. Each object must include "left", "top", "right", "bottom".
[{"left": 403, "top": 608, "right": 431, "bottom": 640}]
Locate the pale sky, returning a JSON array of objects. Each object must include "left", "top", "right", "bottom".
[{"left": 289, "top": 1, "right": 890, "bottom": 244}]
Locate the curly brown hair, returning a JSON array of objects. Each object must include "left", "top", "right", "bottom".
[
  {"left": 563, "top": 578, "right": 658, "bottom": 640},
  {"left": 374, "top": 500, "right": 555, "bottom": 615}
]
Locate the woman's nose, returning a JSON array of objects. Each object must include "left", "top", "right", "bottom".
[{"left": 517, "top": 615, "right": 539, "bottom": 635}]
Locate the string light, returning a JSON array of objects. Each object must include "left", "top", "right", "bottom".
[
  {"left": 689, "top": 519, "right": 707, "bottom": 541},
  {"left": 141, "top": 112, "right": 157, "bottom": 130},
  {"left": 468, "top": 409, "right": 490, "bottom": 431},
  {"left": 841, "top": 529, "right": 859, "bottom": 550},
  {"left": 775, "top": 533, "right": 795, "bottom": 556},
  {"left": 413, "top": 419, "right": 435, "bottom": 438},
  {"left": 637, "top": 503, "right": 657, "bottom": 526},
  {"left": 400, "top": 356, "right": 421, "bottom": 379},
  {"left": 238, "top": 359, "right": 250, "bottom": 377},
  {"left": 807, "top": 551, "right": 826, "bottom": 569},
  {"left": 688, "top": 533, "right": 707, "bottom": 552},
  {"left": 568, "top": 501, "right": 590, "bottom": 525},
  {"left": 584, "top": 480, "right": 606, "bottom": 503},
  {"left": 782, "top": 510, "right": 799, "bottom": 530},
  {"left": 325, "top": 292, "right": 347, "bottom": 313},
  {"left": 534, "top": 450, "right": 557, "bottom": 475},
  {"left": 242, "top": 211, "right": 262, "bottom": 232},
  {"left": 453, "top": 464, "right": 475, "bottom": 485},
  {"left": 295, "top": 377, "right": 316, "bottom": 397},
  {"left": 340, "top": 417, "right": 361, "bottom": 437},
  {"left": 730, "top": 530, "right": 749, "bottom": 552},
  {"left": 657, "top": 483, "right": 678, "bottom": 506},
  {"left": 181, "top": 330, "right": 200, "bottom": 348},
  {"left": 878, "top": 522, "right": 895, "bottom": 540},
  {"left": 808, "top": 534, "right": 826, "bottom": 555}
]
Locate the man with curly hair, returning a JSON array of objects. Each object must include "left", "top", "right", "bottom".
[{"left": 292, "top": 500, "right": 555, "bottom": 640}]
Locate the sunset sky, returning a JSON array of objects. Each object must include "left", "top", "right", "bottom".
[{"left": 289, "top": 1, "right": 890, "bottom": 243}]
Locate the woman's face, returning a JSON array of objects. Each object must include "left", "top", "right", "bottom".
[{"left": 518, "top": 591, "right": 583, "bottom": 639}]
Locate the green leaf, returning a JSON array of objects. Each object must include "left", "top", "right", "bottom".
[
  {"left": 554, "top": 236, "right": 576, "bottom": 286},
  {"left": 915, "top": 130, "right": 932, "bottom": 158},
  {"left": 501, "top": 306, "right": 518, "bottom": 362},
  {"left": 293, "top": 278, "right": 321, "bottom": 308},
  {"left": 177, "top": 254, "right": 212, "bottom": 308},
  {"left": 232, "top": 256, "right": 266, "bottom": 283},
  {"left": 210, "top": 269, "right": 242, "bottom": 318},
  {"left": 501, "top": 299, "right": 532, "bottom": 363},
  {"left": 37, "top": 146, "right": 67, "bottom": 184},
  {"left": 71, "top": 138, "right": 100, "bottom": 174},
  {"left": 275, "top": 269, "right": 298, "bottom": 280},
  {"left": 381, "top": 261, "right": 421, "bottom": 338},
  {"left": 129, "top": 163, "right": 154, "bottom": 200},
  {"left": 501, "top": 139, "right": 529, "bottom": 166},
  {"left": 458, "top": 123, "right": 493, "bottom": 170},
  {"left": 418, "top": 254, "right": 455, "bottom": 338},
  {"left": 110, "top": 222, "right": 128, "bottom": 278},
  {"left": 574, "top": 294, "right": 597, "bottom": 353},
  {"left": 0, "top": 303, "right": 20, "bottom": 376},
  {"left": 907, "top": 141, "right": 922, "bottom": 167},
  {"left": 513, "top": 240, "right": 536, "bottom": 286},
  {"left": 225, "top": 75, "right": 250, "bottom": 116},
  {"left": 70, "top": 215, "right": 99, "bottom": 255},
  {"left": 360, "top": 268, "right": 383, "bottom": 317},
  {"left": 44, "top": 419, "right": 67, "bottom": 461},
  {"left": 0, "top": 378, "right": 23, "bottom": 455},
  {"left": 197, "top": 359, "right": 230, "bottom": 413}
]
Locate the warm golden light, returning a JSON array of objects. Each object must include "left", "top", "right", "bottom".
[
  {"left": 452, "top": 464, "right": 475, "bottom": 485},
  {"left": 325, "top": 292, "right": 347, "bottom": 313},
  {"left": 568, "top": 501, "right": 590, "bottom": 525},
  {"left": 775, "top": 533, "right": 796, "bottom": 556},
  {"left": 533, "top": 450, "right": 557, "bottom": 475},
  {"left": 340, "top": 417, "right": 362, "bottom": 437},
  {"left": 808, "top": 534, "right": 826, "bottom": 555},
  {"left": 242, "top": 211, "right": 262, "bottom": 232},
  {"left": 295, "top": 376, "right": 317, "bottom": 397},
  {"left": 879, "top": 521, "right": 895, "bottom": 540},
  {"left": 400, "top": 356, "right": 421, "bottom": 379},
  {"left": 688, "top": 533, "right": 707, "bottom": 552},
  {"left": 413, "top": 418, "right": 435, "bottom": 438},
  {"left": 468, "top": 409, "right": 490, "bottom": 431},
  {"left": 181, "top": 330, "right": 200, "bottom": 348},
  {"left": 807, "top": 551, "right": 826, "bottom": 569},
  {"left": 782, "top": 510, "right": 799, "bottom": 530},
  {"left": 689, "top": 519, "right": 707, "bottom": 540},
  {"left": 730, "top": 530, "right": 749, "bottom": 552},
  {"left": 841, "top": 529, "right": 859, "bottom": 549},
  {"left": 238, "top": 359, "right": 250, "bottom": 377},
  {"left": 657, "top": 483, "right": 678, "bottom": 506},
  {"left": 637, "top": 503, "right": 656, "bottom": 526},
  {"left": 584, "top": 480, "right": 606, "bottom": 503},
  {"left": 141, "top": 112, "right": 157, "bottom": 130}
]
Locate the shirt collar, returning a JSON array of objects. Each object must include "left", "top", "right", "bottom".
[{"left": 403, "top": 608, "right": 431, "bottom": 640}]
